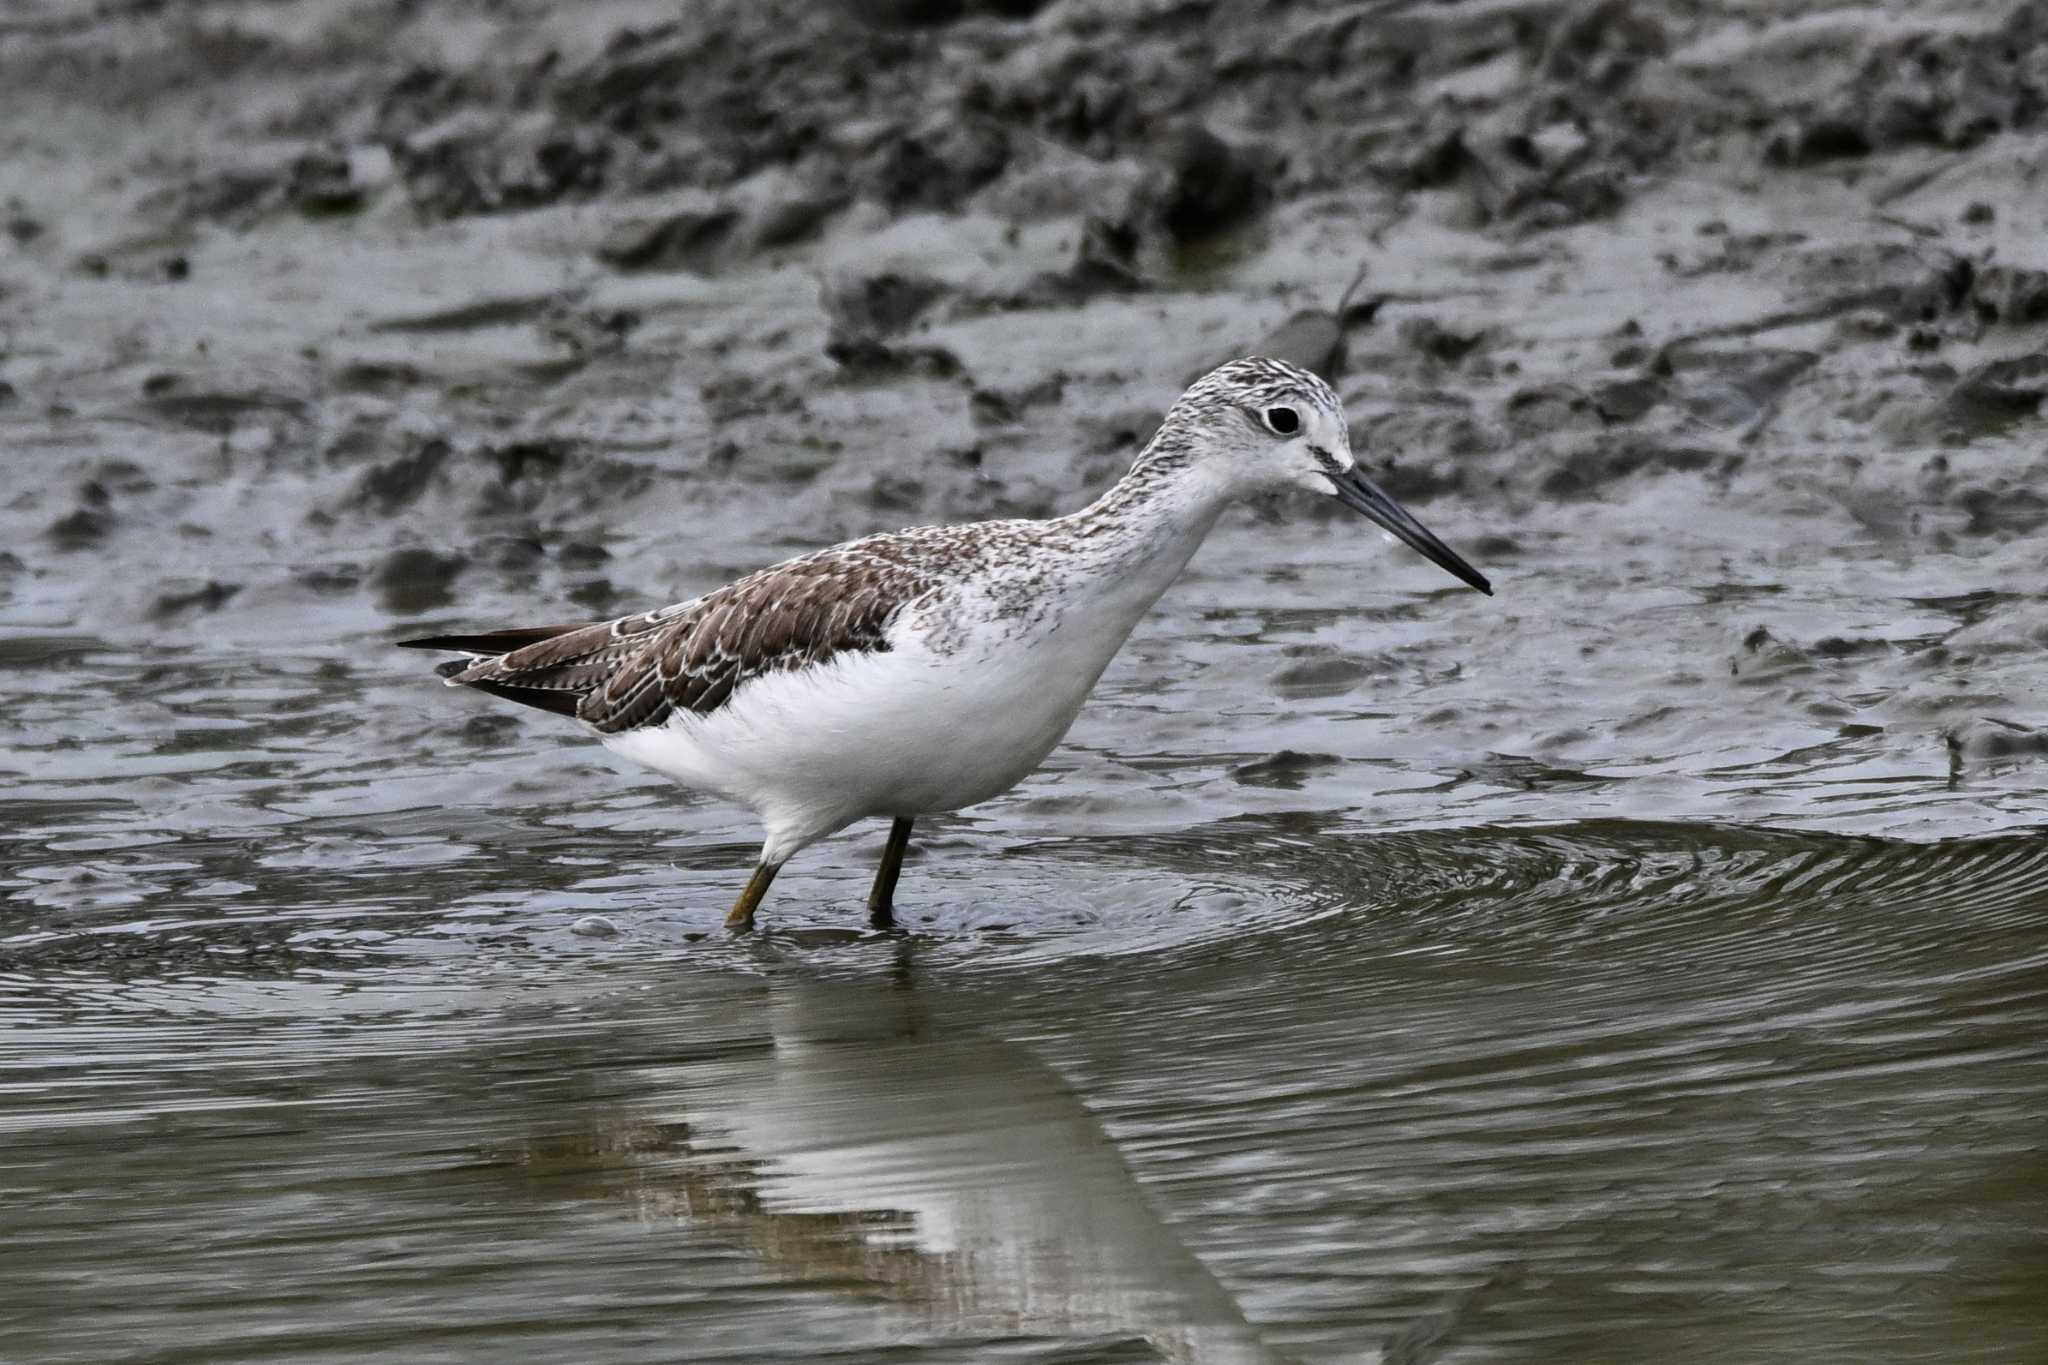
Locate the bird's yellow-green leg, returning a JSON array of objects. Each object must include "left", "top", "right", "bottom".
[
  {"left": 867, "top": 817, "right": 914, "bottom": 928},
  {"left": 726, "top": 861, "right": 781, "bottom": 929}
]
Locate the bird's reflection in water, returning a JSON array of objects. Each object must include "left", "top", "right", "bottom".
[{"left": 488, "top": 939, "right": 1291, "bottom": 1365}]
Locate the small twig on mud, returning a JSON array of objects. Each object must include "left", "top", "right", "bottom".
[
  {"left": 1334, "top": 257, "right": 1371, "bottom": 317},
  {"left": 1874, "top": 212, "right": 1942, "bottom": 240}
]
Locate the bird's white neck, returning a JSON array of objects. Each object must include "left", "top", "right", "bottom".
[{"left": 1047, "top": 452, "right": 1234, "bottom": 628}]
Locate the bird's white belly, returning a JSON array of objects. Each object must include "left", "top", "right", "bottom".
[{"left": 601, "top": 614, "right": 1120, "bottom": 859}]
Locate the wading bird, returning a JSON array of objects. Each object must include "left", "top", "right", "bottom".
[{"left": 403, "top": 357, "right": 1490, "bottom": 928}]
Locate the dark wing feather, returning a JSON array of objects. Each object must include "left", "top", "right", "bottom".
[
  {"left": 407, "top": 544, "right": 938, "bottom": 732},
  {"left": 398, "top": 625, "right": 587, "bottom": 655},
  {"left": 581, "top": 553, "right": 932, "bottom": 734}
]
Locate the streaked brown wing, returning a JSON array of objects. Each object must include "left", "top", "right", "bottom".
[
  {"left": 579, "top": 552, "right": 931, "bottom": 734},
  {"left": 417, "top": 543, "right": 936, "bottom": 733}
]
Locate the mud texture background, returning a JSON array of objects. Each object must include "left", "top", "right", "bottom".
[
  {"left": 10, "top": 0, "right": 2048, "bottom": 833},
  {"left": 3, "top": 2, "right": 2047, "bottom": 1363}
]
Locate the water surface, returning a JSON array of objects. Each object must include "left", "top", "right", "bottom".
[{"left": 5, "top": 621, "right": 2046, "bottom": 1363}]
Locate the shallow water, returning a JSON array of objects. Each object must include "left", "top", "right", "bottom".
[
  {"left": 6, "top": 822, "right": 2046, "bottom": 1362},
  {"left": 6, "top": 570, "right": 2048, "bottom": 1362}
]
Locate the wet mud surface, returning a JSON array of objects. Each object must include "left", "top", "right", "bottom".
[{"left": 4, "top": 1, "right": 2048, "bottom": 1361}]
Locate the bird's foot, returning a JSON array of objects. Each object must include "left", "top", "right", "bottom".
[{"left": 726, "top": 861, "right": 780, "bottom": 931}]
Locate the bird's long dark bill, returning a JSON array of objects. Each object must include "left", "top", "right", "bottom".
[{"left": 1326, "top": 466, "right": 1493, "bottom": 595}]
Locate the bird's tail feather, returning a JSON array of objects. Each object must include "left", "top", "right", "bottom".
[
  {"left": 401, "top": 620, "right": 617, "bottom": 721},
  {"left": 398, "top": 625, "right": 585, "bottom": 656}
]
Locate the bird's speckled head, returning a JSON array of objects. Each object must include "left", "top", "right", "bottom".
[
  {"left": 1145, "top": 356, "right": 1352, "bottom": 500},
  {"left": 1143, "top": 356, "right": 1493, "bottom": 594}
]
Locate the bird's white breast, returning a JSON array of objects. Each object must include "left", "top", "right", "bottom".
[{"left": 599, "top": 582, "right": 1130, "bottom": 860}]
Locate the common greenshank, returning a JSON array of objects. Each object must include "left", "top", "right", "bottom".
[{"left": 403, "top": 357, "right": 1490, "bottom": 928}]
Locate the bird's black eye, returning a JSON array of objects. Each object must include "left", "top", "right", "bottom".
[{"left": 1264, "top": 406, "right": 1300, "bottom": 436}]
